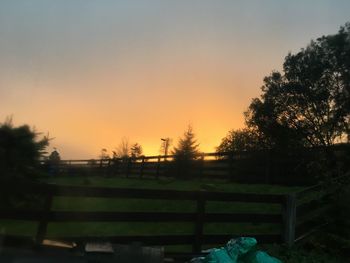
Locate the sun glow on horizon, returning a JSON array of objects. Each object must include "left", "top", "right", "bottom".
[{"left": 1, "top": 1, "right": 349, "bottom": 159}]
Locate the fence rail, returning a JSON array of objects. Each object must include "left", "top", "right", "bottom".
[
  {"left": 1, "top": 182, "right": 293, "bottom": 252},
  {"left": 292, "top": 175, "right": 349, "bottom": 243}
]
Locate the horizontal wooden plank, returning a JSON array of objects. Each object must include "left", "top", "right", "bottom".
[
  {"left": 1, "top": 184, "right": 285, "bottom": 204},
  {"left": 0, "top": 235, "right": 36, "bottom": 248},
  {"left": 0, "top": 211, "right": 281, "bottom": 224},
  {"left": 295, "top": 220, "right": 329, "bottom": 242},
  {"left": 50, "top": 212, "right": 196, "bottom": 222},
  {"left": 202, "top": 171, "right": 229, "bottom": 177},
  {"left": 202, "top": 234, "right": 281, "bottom": 244},
  {"left": 296, "top": 206, "right": 333, "bottom": 230},
  {"left": 0, "top": 233, "right": 281, "bottom": 249},
  {"left": 0, "top": 184, "right": 198, "bottom": 200},
  {"left": 202, "top": 166, "right": 229, "bottom": 171},
  {"left": 202, "top": 173, "right": 228, "bottom": 178},
  {"left": 57, "top": 235, "right": 195, "bottom": 246},
  {"left": 296, "top": 194, "right": 331, "bottom": 217},
  {"left": 0, "top": 210, "right": 45, "bottom": 221},
  {"left": 205, "top": 213, "right": 282, "bottom": 223},
  {"left": 202, "top": 192, "right": 284, "bottom": 203},
  {"left": 0, "top": 211, "right": 195, "bottom": 222},
  {"left": 296, "top": 174, "right": 348, "bottom": 199},
  {"left": 48, "top": 234, "right": 281, "bottom": 246}
]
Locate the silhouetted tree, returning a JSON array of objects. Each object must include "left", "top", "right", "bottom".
[
  {"left": 130, "top": 143, "right": 143, "bottom": 158},
  {"left": 0, "top": 117, "right": 49, "bottom": 180},
  {"left": 216, "top": 128, "right": 268, "bottom": 153},
  {"left": 173, "top": 125, "right": 200, "bottom": 158},
  {"left": 115, "top": 137, "right": 130, "bottom": 159},
  {"left": 48, "top": 148, "right": 61, "bottom": 163},
  {"left": 99, "top": 148, "right": 110, "bottom": 159},
  {"left": 246, "top": 23, "right": 350, "bottom": 149},
  {"left": 47, "top": 148, "right": 61, "bottom": 176},
  {"left": 172, "top": 125, "right": 200, "bottom": 178},
  {"left": 88, "top": 159, "right": 97, "bottom": 166}
]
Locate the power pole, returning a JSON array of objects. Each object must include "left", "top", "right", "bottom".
[{"left": 161, "top": 138, "right": 171, "bottom": 161}]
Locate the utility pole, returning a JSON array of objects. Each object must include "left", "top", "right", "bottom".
[{"left": 161, "top": 138, "right": 171, "bottom": 161}]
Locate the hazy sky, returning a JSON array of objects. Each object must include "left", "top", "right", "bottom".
[{"left": 1, "top": 0, "right": 349, "bottom": 158}]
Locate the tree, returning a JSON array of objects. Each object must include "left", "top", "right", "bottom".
[
  {"left": 47, "top": 148, "right": 61, "bottom": 176},
  {"left": 0, "top": 117, "right": 49, "bottom": 180},
  {"left": 246, "top": 23, "right": 350, "bottom": 148},
  {"left": 114, "top": 137, "right": 130, "bottom": 159},
  {"left": 130, "top": 143, "right": 143, "bottom": 158},
  {"left": 48, "top": 148, "right": 61, "bottom": 163},
  {"left": 99, "top": 148, "right": 110, "bottom": 159},
  {"left": 216, "top": 128, "right": 268, "bottom": 153},
  {"left": 113, "top": 138, "right": 143, "bottom": 160},
  {"left": 172, "top": 126, "right": 200, "bottom": 178},
  {"left": 172, "top": 125, "right": 200, "bottom": 159}
]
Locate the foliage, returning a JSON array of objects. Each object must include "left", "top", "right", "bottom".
[
  {"left": 99, "top": 148, "right": 110, "bottom": 159},
  {"left": 48, "top": 149, "right": 61, "bottom": 163},
  {"left": 0, "top": 118, "right": 49, "bottom": 209},
  {"left": 130, "top": 143, "right": 143, "bottom": 158},
  {"left": 0, "top": 117, "right": 49, "bottom": 179},
  {"left": 172, "top": 125, "right": 200, "bottom": 178},
  {"left": 114, "top": 137, "right": 130, "bottom": 159},
  {"left": 172, "top": 125, "right": 200, "bottom": 159},
  {"left": 245, "top": 23, "right": 350, "bottom": 149},
  {"left": 112, "top": 139, "right": 144, "bottom": 161},
  {"left": 216, "top": 128, "right": 269, "bottom": 153}
]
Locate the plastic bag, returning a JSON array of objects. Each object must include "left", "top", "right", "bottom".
[{"left": 191, "top": 237, "right": 282, "bottom": 263}]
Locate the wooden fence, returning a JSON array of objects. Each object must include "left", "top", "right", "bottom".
[
  {"left": 294, "top": 183, "right": 339, "bottom": 242},
  {"left": 42, "top": 144, "right": 350, "bottom": 185},
  {"left": 1, "top": 183, "right": 300, "bottom": 253},
  {"left": 284, "top": 175, "right": 349, "bottom": 245}
]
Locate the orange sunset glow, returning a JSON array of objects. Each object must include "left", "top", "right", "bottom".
[{"left": 1, "top": 1, "right": 349, "bottom": 159}]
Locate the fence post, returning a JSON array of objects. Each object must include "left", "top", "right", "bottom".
[
  {"left": 126, "top": 158, "right": 131, "bottom": 178},
  {"left": 114, "top": 159, "right": 119, "bottom": 176},
  {"left": 282, "top": 193, "right": 297, "bottom": 247},
  {"left": 107, "top": 158, "right": 111, "bottom": 175},
  {"left": 199, "top": 153, "right": 205, "bottom": 180},
  {"left": 193, "top": 191, "right": 206, "bottom": 253},
  {"left": 35, "top": 193, "right": 53, "bottom": 246},
  {"left": 156, "top": 156, "right": 161, "bottom": 179},
  {"left": 140, "top": 156, "right": 145, "bottom": 179}
]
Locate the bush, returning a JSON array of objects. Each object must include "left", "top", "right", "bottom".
[{"left": 0, "top": 118, "right": 49, "bottom": 180}]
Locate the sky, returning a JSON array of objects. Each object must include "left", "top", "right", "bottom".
[{"left": 1, "top": 0, "right": 349, "bottom": 159}]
